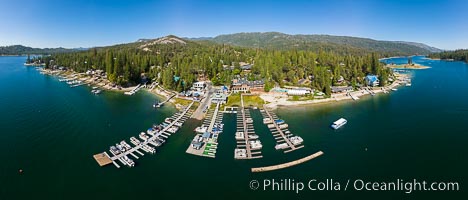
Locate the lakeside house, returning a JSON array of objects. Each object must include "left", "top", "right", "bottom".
[
  {"left": 365, "top": 75, "right": 380, "bottom": 87},
  {"left": 240, "top": 64, "right": 252, "bottom": 71},
  {"left": 331, "top": 86, "right": 353, "bottom": 93}
]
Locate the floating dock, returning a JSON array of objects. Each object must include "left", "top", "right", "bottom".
[
  {"left": 93, "top": 152, "right": 113, "bottom": 166},
  {"left": 186, "top": 102, "right": 223, "bottom": 158},
  {"left": 94, "top": 101, "right": 194, "bottom": 168},
  {"left": 235, "top": 94, "right": 262, "bottom": 159},
  {"left": 261, "top": 105, "right": 304, "bottom": 153},
  {"left": 251, "top": 151, "right": 324, "bottom": 173}
]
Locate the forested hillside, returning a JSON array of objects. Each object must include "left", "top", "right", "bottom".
[
  {"left": 209, "top": 32, "right": 441, "bottom": 56},
  {"left": 429, "top": 49, "right": 468, "bottom": 62},
  {"left": 0, "top": 45, "right": 82, "bottom": 55},
  {"left": 36, "top": 35, "right": 392, "bottom": 95}
]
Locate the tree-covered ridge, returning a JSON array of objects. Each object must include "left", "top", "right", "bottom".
[
  {"left": 429, "top": 49, "right": 468, "bottom": 62},
  {"left": 0, "top": 45, "right": 83, "bottom": 55},
  {"left": 209, "top": 32, "right": 440, "bottom": 56},
  {"left": 40, "top": 35, "right": 392, "bottom": 95}
]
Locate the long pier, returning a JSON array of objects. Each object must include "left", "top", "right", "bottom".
[
  {"left": 251, "top": 151, "right": 324, "bottom": 172},
  {"left": 235, "top": 95, "right": 262, "bottom": 159},
  {"left": 157, "top": 94, "right": 176, "bottom": 107},
  {"left": 262, "top": 105, "right": 304, "bottom": 153},
  {"left": 94, "top": 101, "right": 194, "bottom": 168},
  {"left": 186, "top": 102, "right": 223, "bottom": 158}
]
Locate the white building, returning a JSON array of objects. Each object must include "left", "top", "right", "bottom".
[
  {"left": 211, "top": 93, "right": 227, "bottom": 104},
  {"left": 287, "top": 88, "right": 312, "bottom": 96},
  {"left": 192, "top": 81, "right": 206, "bottom": 91}
]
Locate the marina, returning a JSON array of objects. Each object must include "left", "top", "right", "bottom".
[
  {"left": 186, "top": 102, "right": 223, "bottom": 158},
  {"left": 93, "top": 101, "right": 195, "bottom": 168},
  {"left": 234, "top": 95, "right": 263, "bottom": 159},
  {"left": 261, "top": 105, "right": 304, "bottom": 153}
]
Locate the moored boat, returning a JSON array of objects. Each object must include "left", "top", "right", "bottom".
[{"left": 331, "top": 118, "right": 347, "bottom": 129}]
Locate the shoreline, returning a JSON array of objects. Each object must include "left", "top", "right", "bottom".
[
  {"left": 261, "top": 73, "right": 410, "bottom": 109},
  {"left": 37, "top": 67, "right": 194, "bottom": 111},
  {"left": 387, "top": 63, "right": 430, "bottom": 69},
  {"left": 37, "top": 66, "right": 411, "bottom": 112}
]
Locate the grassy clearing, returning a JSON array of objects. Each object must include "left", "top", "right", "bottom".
[
  {"left": 173, "top": 97, "right": 193, "bottom": 106},
  {"left": 225, "top": 94, "right": 241, "bottom": 107},
  {"left": 225, "top": 93, "right": 264, "bottom": 107},
  {"left": 242, "top": 95, "right": 265, "bottom": 107}
]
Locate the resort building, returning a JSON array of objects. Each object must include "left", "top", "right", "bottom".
[
  {"left": 331, "top": 86, "right": 353, "bottom": 93},
  {"left": 287, "top": 88, "right": 313, "bottom": 96},
  {"left": 192, "top": 81, "right": 206, "bottom": 91},
  {"left": 231, "top": 77, "right": 265, "bottom": 93},
  {"left": 365, "top": 75, "right": 380, "bottom": 87},
  {"left": 232, "top": 84, "right": 250, "bottom": 93}
]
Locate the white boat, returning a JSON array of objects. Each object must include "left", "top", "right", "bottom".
[
  {"left": 109, "top": 146, "right": 120, "bottom": 155},
  {"left": 234, "top": 149, "right": 247, "bottom": 159},
  {"left": 116, "top": 144, "right": 125, "bottom": 152},
  {"left": 289, "top": 136, "right": 303, "bottom": 145},
  {"left": 235, "top": 132, "right": 244, "bottom": 140},
  {"left": 391, "top": 88, "right": 398, "bottom": 91},
  {"left": 248, "top": 134, "right": 259, "bottom": 139},
  {"left": 249, "top": 140, "right": 263, "bottom": 150},
  {"left": 147, "top": 128, "right": 157, "bottom": 136},
  {"left": 120, "top": 140, "right": 132, "bottom": 150},
  {"left": 331, "top": 118, "right": 347, "bottom": 129},
  {"left": 139, "top": 132, "right": 149, "bottom": 141},
  {"left": 130, "top": 137, "right": 141, "bottom": 146},
  {"left": 123, "top": 155, "right": 135, "bottom": 167},
  {"left": 263, "top": 118, "right": 272, "bottom": 124},
  {"left": 275, "top": 143, "right": 289, "bottom": 150},
  {"left": 167, "top": 126, "right": 179, "bottom": 134},
  {"left": 194, "top": 126, "right": 207, "bottom": 133}
]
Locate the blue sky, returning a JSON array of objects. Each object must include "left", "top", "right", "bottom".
[{"left": 0, "top": 0, "right": 467, "bottom": 50}]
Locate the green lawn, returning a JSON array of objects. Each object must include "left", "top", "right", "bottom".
[
  {"left": 242, "top": 95, "right": 265, "bottom": 107},
  {"left": 173, "top": 97, "right": 193, "bottom": 106},
  {"left": 225, "top": 94, "right": 241, "bottom": 107}
]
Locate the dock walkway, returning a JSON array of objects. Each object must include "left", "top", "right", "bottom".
[
  {"left": 235, "top": 95, "right": 262, "bottom": 159},
  {"left": 186, "top": 102, "right": 223, "bottom": 158},
  {"left": 94, "top": 101, "right": 194, "bottom": 168},
  {"left": 251, "top": 151, "right": 324, "bottom": 172},
  {"left": 263, "top": 106, "right": 296, "bottom": 152}
]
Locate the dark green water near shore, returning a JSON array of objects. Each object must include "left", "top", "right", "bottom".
[{"left": 0, "top": 56, "right": 467, "bottom": 199}]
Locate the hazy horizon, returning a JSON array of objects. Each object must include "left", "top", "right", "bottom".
[{"left": 1, "top": 0, "right": 466, "bottom": 50}]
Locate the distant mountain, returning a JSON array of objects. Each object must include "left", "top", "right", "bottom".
[
  {"left": 183, "top": 37, "right": 214, "bottom": 41},
  {"left": 393, "top": 41, "right": 443, "bottom": 53},
  {"left": 0, "top": 45, "right": 83, "bottom": 55},
  {"left": 203, "top": 32, "right": 441, "bottom": 55}
]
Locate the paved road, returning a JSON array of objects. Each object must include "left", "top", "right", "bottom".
[{"left": 192, "top": 84, "right": 215, "bottom": 120}]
